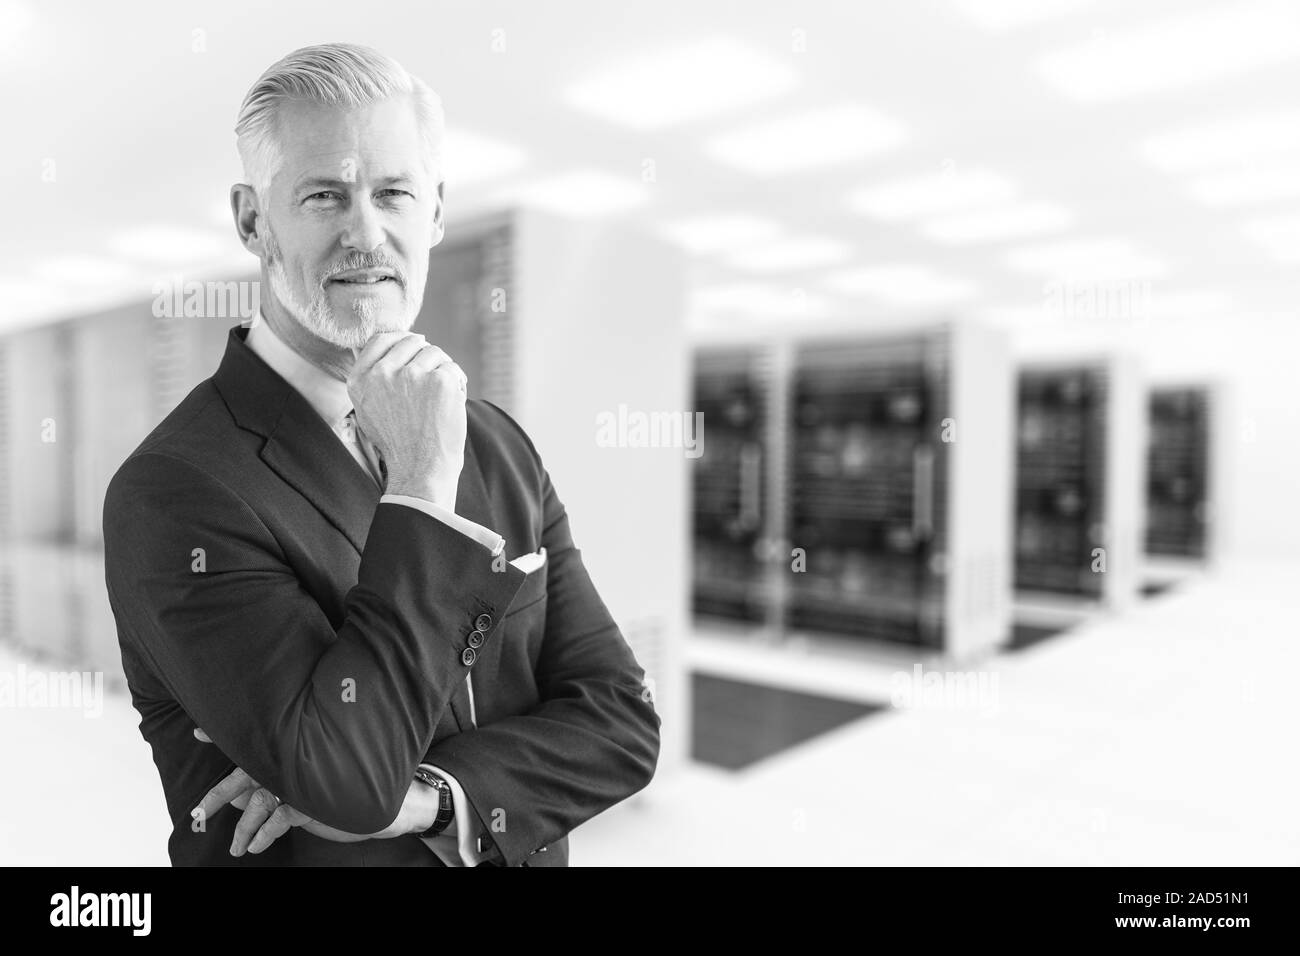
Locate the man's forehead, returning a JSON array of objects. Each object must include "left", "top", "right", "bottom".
[
  {"left": 275, "top": 97, "right": 428, "bottom": 182},
  {"left": 288, "top": 148, "right": 424, "bottom": 185}
]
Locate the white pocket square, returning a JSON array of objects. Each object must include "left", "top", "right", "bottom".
[{"left": 509, "top": 547, "right": 547, "bottom": 575}]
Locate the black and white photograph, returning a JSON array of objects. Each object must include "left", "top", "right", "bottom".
[{"left": 0, "top": 0, "right": 1296, "bottom": 926}]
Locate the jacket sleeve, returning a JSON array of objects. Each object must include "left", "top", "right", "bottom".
[
  {"left": 420, "top": 411, "right": 662, "bottom": 867},
  {"left": 103, "top": 450, "right": 527, "bottom": 834}
]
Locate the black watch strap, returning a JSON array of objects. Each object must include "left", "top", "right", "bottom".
[{"left": 413, "top": 766, "right": 454, "bottom": 838}]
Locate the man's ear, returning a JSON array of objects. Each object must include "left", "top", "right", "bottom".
[
  {"left": 430, "top": 180, "right": 445, "bottom": 248},
  {"left": 231, "top": 184, "right": 266, "bottom": 258}
]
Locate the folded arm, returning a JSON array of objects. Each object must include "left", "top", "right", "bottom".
[
  {"left": 419, "top": 410, "right": 662, "bottom": 866},
  {"left": 104, "top": 450, "right": 526, "bottom": 834}
]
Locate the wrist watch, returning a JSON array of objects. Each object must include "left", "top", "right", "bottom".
[{"left": 413, "top": 766, "right": 454, "bottom": 838}]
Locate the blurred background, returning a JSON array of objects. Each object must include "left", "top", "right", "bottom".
[{"left": 2, "top": 0, "right": 1299, "bottom": 865}]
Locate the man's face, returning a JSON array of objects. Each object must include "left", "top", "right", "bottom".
[{"left": 257, "top": 95, "right": 441, "bottom": 350}]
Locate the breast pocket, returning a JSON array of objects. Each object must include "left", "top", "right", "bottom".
[
  {"left": 476, "top": 548, "right": 549, "bottom": 722},
  {"left": 504, "top": 547, "right": 548, "bottom": 618}
]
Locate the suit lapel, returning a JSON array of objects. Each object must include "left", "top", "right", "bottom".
[
  {"left": 214, "top": 326, "right": 502, "bottom": 549},
  {"left": 213, "top": 326, "right": 495, "bottom": 732},
  {"left": 214, "top": 326, "right": 378, "bottom": 553},
  {"left": 261, "top": 397, "right": 379, "bottom": 554},
  {"left": 215, "top": 329, "right": 493, "bottom": 733}
]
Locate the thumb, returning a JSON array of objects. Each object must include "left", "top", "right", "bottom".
[{"left": 193, "top": 727, "right": 212, "bottom": 743}]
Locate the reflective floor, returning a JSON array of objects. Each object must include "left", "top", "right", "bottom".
[
  {"left": 691, "top": 672, "right": 885, "bottom": 771},
  {"left": 1, "top": 559, "right": 1296, "bottom": 865},
  {"left": 575, "top": 561, "right": 1300, "bottom": 866}
]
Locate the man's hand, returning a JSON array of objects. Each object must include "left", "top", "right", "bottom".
[
  {"left": 190, "top": 728, "right": 440, "bottom": 856},
  {"left": 346, "top": 331, "right": 468, "bottom": 510}
]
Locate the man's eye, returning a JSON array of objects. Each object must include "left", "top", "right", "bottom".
[
  {"left": 378, "top": 189, "right": 414, "bottom": 199},
  {"left": 305, "top": 191, "right": 342, "bottom": 203}
]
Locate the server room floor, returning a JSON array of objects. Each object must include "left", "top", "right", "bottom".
[{"left": 1, "top": 561, "right": 1295, "bottom": 866}]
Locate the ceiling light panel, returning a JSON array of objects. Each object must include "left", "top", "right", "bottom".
[
  {"left": 1241, "top": 213, "right": 1300, "bottom": 261},
  {"left": 1005, "top": 236, "right": 1167, "bottom": 279},
  {"left": 564, "top": 37, "right": 800, "bottom": 130},
  {"left": 848, "top": 168, "right": 1017, "bottom": 222},
  {"left": 1187, "top": 166, "right": 1300, "bottom": 206},
  {"left": 919, "top": 200, "right": 1073, "bottom": 243},
  {"left": 950, "top": 0, "right": 1095, "bottom": 33},
  {"left": 490, "top": 169, "right": 650, "bottom": 218},
  {"left": 690, "top": 282, "right": 833, "bottom": 319},
  {"left": 823, "top": 263, "right": 978, "bottom": 305},
  {"left": 706, "top": 105, "right": 907, "bottom": 176},
  {"left": 658, "top": 215, "right": 783, "bottom": 255},
  {"left": 725, "top": 236, "right": 852, "bottom": 272},
  {"left": 1138, "top": 109, "right": 1300, "bottom": 173},
  {"left": 443, "top": 128, "right": 528, "bottom": 188},
  {"left": 1036, "top": 1, "right": 1300, "bottom": 103}
]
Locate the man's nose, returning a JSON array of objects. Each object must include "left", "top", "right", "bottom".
[{"left": 340, "top": 197, "right": 385, "bottom": 253}]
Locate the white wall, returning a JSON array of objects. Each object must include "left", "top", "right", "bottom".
[{"left": 511, "top": 208, "right": 691, "bottom": 774}]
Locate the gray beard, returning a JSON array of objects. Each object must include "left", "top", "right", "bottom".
[{"left": 264, "top": 230, "right": 420, "bottom": 350}]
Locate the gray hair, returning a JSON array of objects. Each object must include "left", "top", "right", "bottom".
[{"left": 234, "top": 43, "right": 444, "bottom": 202}]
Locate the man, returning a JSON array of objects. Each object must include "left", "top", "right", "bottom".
[{"left": 102, "top": 43, "right": 660, "bottom": 867}]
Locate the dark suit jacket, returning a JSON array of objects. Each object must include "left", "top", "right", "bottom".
[{"left": 102, "top": 325, "right": 660, "bottom": 866}]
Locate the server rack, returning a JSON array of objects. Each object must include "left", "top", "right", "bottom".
[
  {"left": 1013, "top": 356, "right": 1143, "bottom": 615},
  {"left": 787, "top": 336, "right": 948, "bottom": 647},
  {"left": 691, "top": 348, "right": 773, "bottom": 627},
  {"left": 1141, "top": 382, "right": 1229, "bottom": 589},
  {"left": 690, "top": 320, "right": 1013, "bottom": 661},
  {"left": 1014, "top": 367, "right": 1108, "bottom": 599},
  {"left": 1145, "top": 386, "right": 1211, "bottom": 559}
]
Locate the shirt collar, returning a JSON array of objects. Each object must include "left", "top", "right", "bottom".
[{"left": 245, "top": 312, "right": 354, "bottom": 432}]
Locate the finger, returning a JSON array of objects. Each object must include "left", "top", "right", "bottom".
[
  {"left": 372, "top": 335, "right": 434, "bottom": 376},
  {"left": 434, "top": 361, "right": 469, "bottom": 393},
  {"left": 405, "top": 346, "right": 456, "bottom": 375},
  {"left": 193, "top": 768, "right": 257, "bottom": 822},
  {"left": 192, "top": 727, "right": 212, "bottom": 743},
  {"left": 230, "top": 788, "right": 280, "bottom": 857},
  {"left": 351, "top": 331, "right": 419, "bottom": 378},
  {"left": 247, "top": 803, "right": 302, "bottom": 855}
]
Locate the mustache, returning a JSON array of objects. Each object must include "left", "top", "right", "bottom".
[{"left": 320, "top": 255, "right": 406, "bottom": 284}]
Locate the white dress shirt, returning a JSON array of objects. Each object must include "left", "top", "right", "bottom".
[{"left": 245, "top": 315, "right": 495, "bottom": 866}]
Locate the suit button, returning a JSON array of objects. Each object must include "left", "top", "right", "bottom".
[
  {"left": 461, "top": 647, "right": 477, "bottom": 666},
  {"left": 467, "top": 630, "right": 484, "bottom": 648},
  {"left": 474, "top": 613, "right": 493, "bottom": 631}
]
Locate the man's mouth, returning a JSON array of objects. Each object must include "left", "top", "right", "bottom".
[{"left": 328, "top": 268, "right": 399, "bottom": 286}]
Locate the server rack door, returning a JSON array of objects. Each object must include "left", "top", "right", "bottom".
[
  {"left": 1014, "top": 367, "right": 1109, "bottom": 598},
  {"left": 690, "top": 350, "right": 769, "bottom": 625},
  {"left": 785, "top": 336, "right": 946, "bottom": 648},
  {"left": 1145, "top": 387, "right": 1210, "bottom": 559}
]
